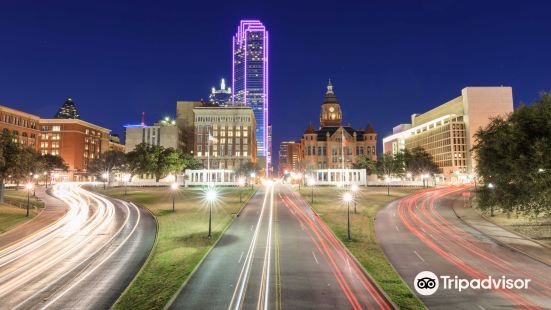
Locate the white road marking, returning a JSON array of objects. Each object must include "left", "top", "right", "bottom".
[
  {"left": 346, "top": 257, "right": 352, "bottom": 273},
  {"left": 395, "top": 225, "right": 400, "bottom": 232},
  {"left": 250, "top": 225, "right": 254, "bottom": 231},
  {"left": 478, "top": 305, "right": 486, "bottom": 310},
  {"left": 421, "top": 227, "right": 426, "bottom": 233},
  {"left": 312, "top": 251, "right": 319, "bottom": 264},
  {"left": 238, "top": 251, "right": 244, "bottom": 263},
  {"left": 414, "top": 250, "right": 425, "bottom": 262},
  {"left": 301, "top": 223, "right": 305, "bottom": 231}
]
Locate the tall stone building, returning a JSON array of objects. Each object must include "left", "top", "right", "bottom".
[
  {"left": 300, "top": 81, "right": 377, "bottom": 170},
  {"left": 124, "top": 117, "right": 178, "bottom": 152},
  {"left": 54, "top": 97, "right": 80, "bottom": 119}
]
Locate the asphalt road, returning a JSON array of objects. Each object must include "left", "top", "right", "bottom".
[
  {"left": 375, "top": 186, "right": 551, "bottom": 309},
  {"left": 0, "top": 182, "right": 156, "bottom": 310},
  {"left": 169, "top": 182, "right": 392, "bottom": 310}
]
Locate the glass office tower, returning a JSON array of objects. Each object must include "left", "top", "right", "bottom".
[{"left": 232, "top": 20, "right": 269, "bottom": 173}]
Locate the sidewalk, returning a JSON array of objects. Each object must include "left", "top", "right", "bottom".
[
  {"left": 0, "top": 186, "right": 68, "bottom": 250},
  {"left": 452, "top": 198, "right": 551, "bottom": 266}
]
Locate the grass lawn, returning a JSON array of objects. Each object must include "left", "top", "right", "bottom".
[
  {"left": 0, "top": 189, "right": 44, "bottom": 234},
  {"left": 477, "top": 209, "right": 551, "bottom": 247},
  {"left": 298, "top": 186, "right": 425, "bottom": 310},
  {"left": 92, "top": 185, "right": 255, "bottom": 310}
]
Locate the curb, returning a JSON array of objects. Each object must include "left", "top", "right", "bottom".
[
  {"left": 298, "top": 188, "right": 405, "bottom": 310},
  {"left": 164, "top": 187, "right": 258, "bottom": 309},
  {"left": 450, "top": 196, "right": 551, "bottom": 268}
]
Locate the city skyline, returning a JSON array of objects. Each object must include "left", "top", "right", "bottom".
[{"left": 1, "top": 1, "right": 551, "bottom": 168}]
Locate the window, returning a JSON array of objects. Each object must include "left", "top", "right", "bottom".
[
  {"left": 52, "top": 125, "right": 61, "bottom": 132},
  {"left": 51, "top": 150, "right": 59, "bottom": 155},
  {"left": 52, "top": 134, "right": 60, "bottom": 140},
  {"left": 40, "top": 142, "right": 48, "bottom": 148},
  {"left": 52, "top": 141, "right": 59, "bottom": 148}
]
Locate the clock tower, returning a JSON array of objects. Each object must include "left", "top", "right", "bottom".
[{"left": 320, "top": 80, "right": 342, "bottom": 127}]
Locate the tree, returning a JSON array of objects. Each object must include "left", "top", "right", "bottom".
[
  {"left": 149, "top": 146, "right": 185, "bottom": 182},
  {"left": 0, "top": 134, "right": 21, "bottom": 202},
  {"left": 376, "top": 153, "right": 403, "bottom": 179},
  {"left": 352, "top": 155, "right": 377, "bottom": 175},
  {"left": 125, "top": 143, "right": 154, "bottom": 181},
  {"left": 473, "top": 92, "right": 551, "bottom": 219},
  {"left": 11, "top": 147, "right": 41, "bottom": 188},
  {"left": 40, "top": 154, "right": 68, "bottom": 188},
  {"left": 403, "top": 147, "right": 440, "bottom": 177},
  {"left": 87, "top": 150, "right": 127, "bottom": 183},
  {"left": 235, "top": 160, "right": 260, "bottom": 177}
]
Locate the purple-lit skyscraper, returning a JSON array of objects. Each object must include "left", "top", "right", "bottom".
[{"left": 232, "top": 20, "right": 270, "bottom": 173}]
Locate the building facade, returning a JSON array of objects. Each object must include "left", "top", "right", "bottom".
[
  {"left": 108, "top": 134, "right": 125, "bottom": 152},
  {"left": 278, "top": 140, "right": 301, "bottom": 174},
  {"left": 176, "top": 100, "right": 205, "bottom": 154},
  {"left": 383, "top": 86, "right": 514, "bottom": 180},
  {"left": 232, "top": 20, "right": 269, "bottom": 172},
  {"left": 0, "top": 105, "right": 40, "bottom": 148},
  {"left": 39, "top": 118, "right": 110, "bottom": 177},
  {"left": 124, "top": 117, "right": 179, "bottom": 152},
  {"left": 193, "top": 106, "right": 256, "bottom": 169},
  {"left": 300, "top": 82, "right": 377, "bottom": 170},
  {"left": 209, "top": 78, "right": 232, "bottom": 106}
]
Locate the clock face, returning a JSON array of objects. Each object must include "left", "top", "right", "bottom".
[{"left": 329, "top": 107, "right": 335, "bottom": 112}]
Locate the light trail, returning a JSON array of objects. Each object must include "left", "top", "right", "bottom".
[
  {"left": 396, "top": 186, "right": 551, "bottom": 309},
  {"left": 0, "top": 182, "right": 145, "bottom": 309}
]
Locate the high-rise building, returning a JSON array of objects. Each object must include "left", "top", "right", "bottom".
[
  {"left": 278, "top": 140, "right": 301, "bottom": 175},
  {"left": 232, "top": 20, "right": 269, "bottom": 173},
  {"left": 209, "top": 78, "right": 232, "bottom": 106},
  {"left": 382, "top": 87, "right": 513, "bottom": 181},
  {"left": 124, "top": 117, "right": 179, "bottom": 152},
  {"left": 54, "top": 97, "right": 80, "bottom": 119}
]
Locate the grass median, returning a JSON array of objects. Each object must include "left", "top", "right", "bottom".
[
  {"left": 0, "top": 189, "right": 44, "bottom": 234},
  {"left": 92, "top": 185, "right": 255, "bottom": 310},
  {"left": 298, "top": 186, "right": 425, "bottom": 310}
]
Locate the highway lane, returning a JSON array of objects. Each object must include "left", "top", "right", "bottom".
[
  {"left": 169, "top": 182, "right": 392, "bottom": 309},
  {"left": 376, "top": 186, "right": 551, "bottom": 309},
  {"left": 0, "top": 182, "right": 156, "bottom": 310}
]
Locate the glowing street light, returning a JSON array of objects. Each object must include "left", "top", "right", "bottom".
[
  {"left": 406, "top": 172, "right": 412, "bottom": 180},
  {"left": 171, "top": 182, "right": 179, "bottom": 212},
  {"left": 206, "top": 188, "right": 218, "bottom": 238},
  {"left": 250, "top": 172, "right": 256, "bottom": 189},
  {"left": 238, "top": 177, "right": 245, "bottom": 203},
  {"left": 307, "top": 177, "right": 316, "bottom": 203},
  {"left": 351, "top": 183, "right": 359, "bottom": 214},
  {"left": 101, "top": 172, "right": 109, "bottom": 189},
  {"left": 487, "top": 182, "right": 495, "bottom": 216},
  {"left": 25, "top": 183, "right": 33, "bottom": 217},
  {"left": 343, "top": 192, "right": 353, "bottom": 241}
]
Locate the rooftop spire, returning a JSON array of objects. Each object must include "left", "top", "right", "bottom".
[
  {"left": 221, "top": 78, "right": 226, "bottom": 90},
  {"left": 326, "top": 78, "right": 334, "bottom": 94}
]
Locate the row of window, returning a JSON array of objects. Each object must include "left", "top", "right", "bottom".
[
  {"left": 305, "top": 145, "right": 376, "bottom": 157},
  {"left": 1, "top": 114, "right": 38, "bottom": 129},
  {"left": 196, "top": 151, "right": 249, "bottom": 157},
  {"left": 195, "top": 116, "right": 252, "bottom": 123}
]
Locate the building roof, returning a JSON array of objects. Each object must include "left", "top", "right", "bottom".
[
  {"left": 304, "top": 122, "right": 315, "bottom": 134},
  {"left": 40, "top": 118, "right": 111, "bottom": 133},
  {"left": 322, "top": 79, "right": 339, "bottom": 105},
  {"left": 312, "top": 125, "right": 373, "bottom": 141},
  {"left": 54, "top": 97, "right": 80, "bottom": 119},
  {"left": 365, "top": 123, "right": 375, "bottom": 133}
]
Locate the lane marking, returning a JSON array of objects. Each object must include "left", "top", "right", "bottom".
[
  {"left": 238, "top": 251, "right": 244, "bottom": 263},
  {"left": 250, "top": 225, "right": 254, "bottom": 231},
  {"left": 421, "top": 227, "right": 426, "bottom": 233},
  {"left": 346, "top": 257, "right": 352, "bottom": 273},
  {"left": 312, "top": 250, "right": 319, "bottom": 264},
  {"left": 414, "top": 250, "right": 425, "bottom": 262},
  {"left": 478, "top": 305, "right": 486, "bottom": 310},
  {"left": 395, "top": 225, "right": 399, "bottom": 232}
]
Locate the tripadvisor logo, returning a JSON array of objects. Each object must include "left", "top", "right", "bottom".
[{"left": 413, "top": 271, "right": 531, "bottom": 296}]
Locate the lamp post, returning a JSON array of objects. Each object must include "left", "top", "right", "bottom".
[
  {"left": 206, "top": 189, "right": 217, "bottom": 238},
  {"left": 122, "top": 174, "right": 131, "bottom": 195},
  {"left": 25, "top": 183, "right": 33, "bottom": 217},
  {"left": 384, "top": 175, "right": 390, "bottom": 196},
  {"left": 238, "top": 177, "right": 245, "bottom": 203},
  {"left": 32, "top": 174, "right": 38, "bottom": 196},
  {"left": 351, "top": 183, "right": 359, "bottom": 213},
  {"left": 297, "top": 173, "right": 303, "bottom": 190},
  {"left": 170, "top": 182, "right": 178, "bottom": 212},
  {"left": 307, "top": 177, "right": 315, "bottom": 204},
  {"left": 43, "top": 171, "right": 48, "bottom": 188},
  {"left": 250, "top": 172, "right": 256, "bottom": 189},
  {"left": 343, "top": 192, "right": 352, "bottom": 241},
  {"left": 101, "top": 172, "right": 109, "bottom": 189},
  {"left": 488, "top": 182, "right": 495, "bottom": 217}
]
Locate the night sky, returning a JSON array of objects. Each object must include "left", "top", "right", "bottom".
[{"left": 1, "top": 0, "right": 550, "bottom": 168}]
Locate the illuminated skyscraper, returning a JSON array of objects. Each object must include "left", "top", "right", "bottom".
[
  {"left": 208, "top": 78, "right": 232, "bottom": 107},
  {"left": 232, "top": 20, "right": 269, "bottom": 173}
]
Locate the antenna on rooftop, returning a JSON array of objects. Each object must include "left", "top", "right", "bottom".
[{"left": 141, "top": 112, "right": 145, "bottom": 126}]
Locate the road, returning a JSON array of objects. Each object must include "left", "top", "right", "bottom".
[
  {"left": 376, "top": 186, "right": 551, "bottom": 309},
  {"left": 169, "top": 182, "right": 392, "bottom": 310},
  {"left": 0, "top": 182, "right": 156, "bottom": 310}
]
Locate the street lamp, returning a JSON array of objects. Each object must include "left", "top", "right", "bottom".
[
  {"left": 351, "top": 183, "right": 359, "bottom": 213},
  {"left": 25, "top": 183, "right": 33, "bottom": 217},
  {"left": 122, "top": 174, "right": 131, "bottom": 195},
  {"left": 487, "top": 182, "right": 495, "bottom": 216},
  {"left": 297, "top": 173, "right": 303, "bottom": 190},
  {"left": 238, "top": 177, "right": 245, "bottom": 203},
  {"left": 307, "top": 177, "right": 316, "bottom": 203},
  {"left": 206, "top": 188, "right": 217, "bottom": 238},
  {"left": 250, "top": 172, "right": 256, "bottom": 189},
  {"left": 171, "top": 182, "right": 179, "bottom": 212},
  {"left": 32, "top": 174, "right": 38, "bottom": 196},
  {"left": 101, "top": 172, "right": 109, "bottom": 189},
  {"left": 343, "top": 192, "right": 353, "bottom": 241}
]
